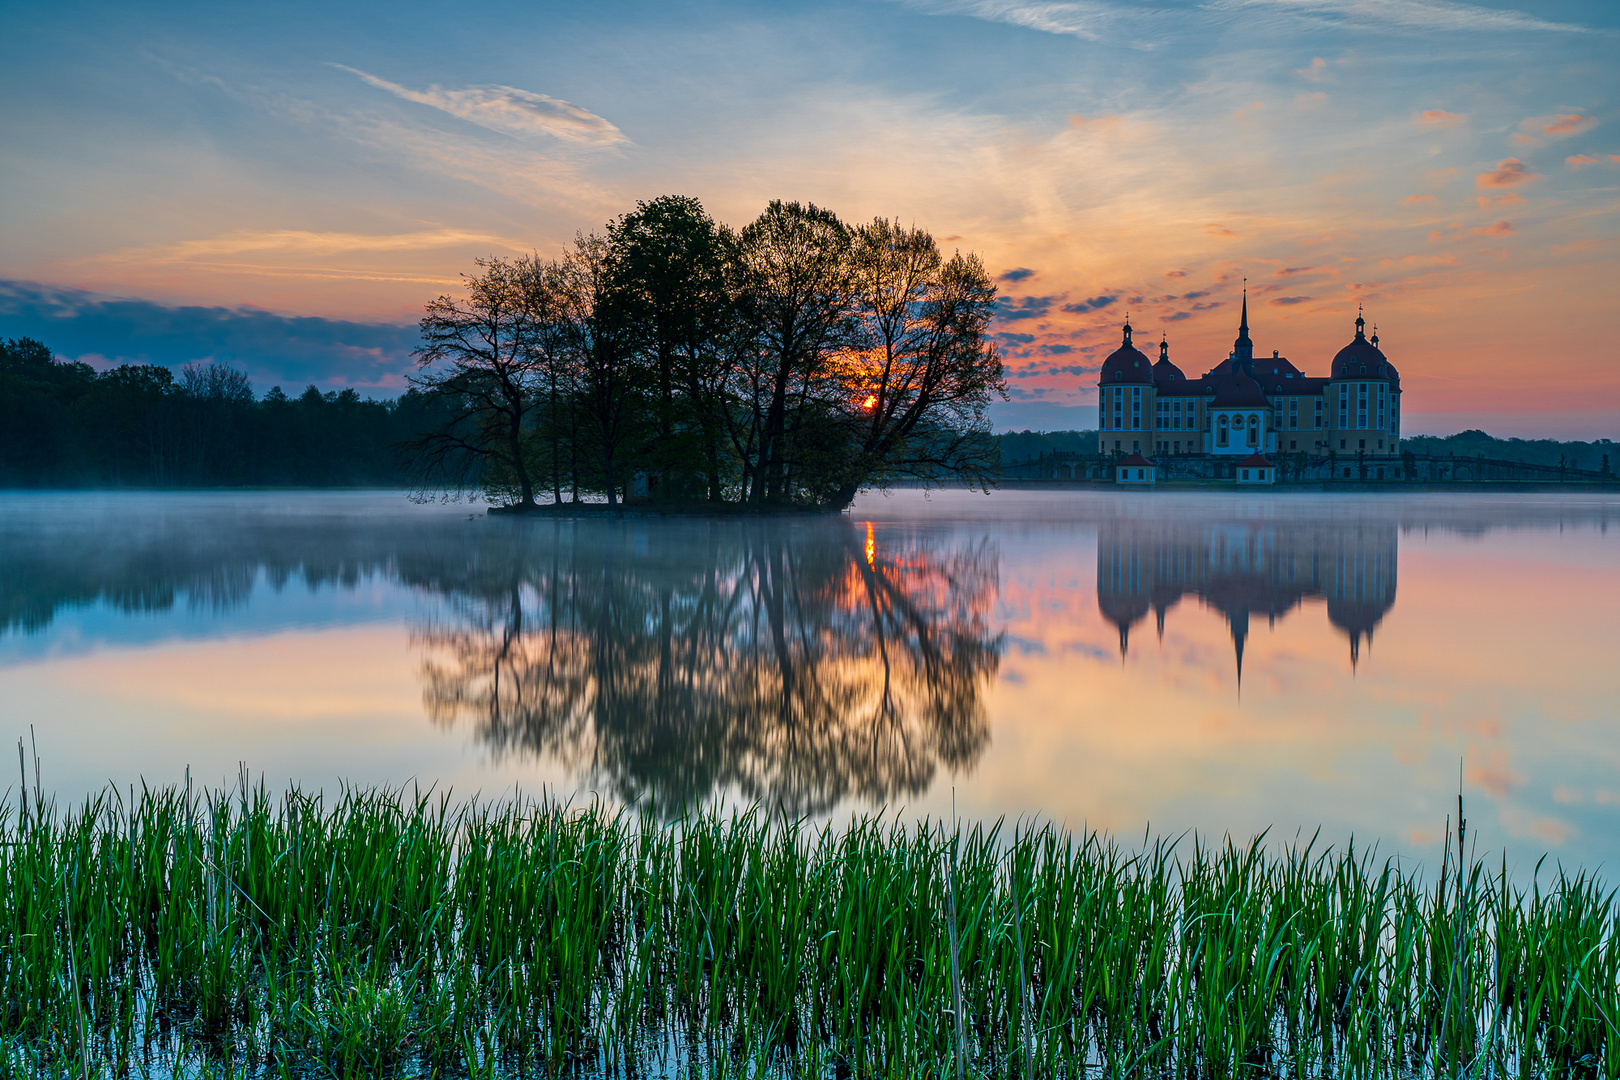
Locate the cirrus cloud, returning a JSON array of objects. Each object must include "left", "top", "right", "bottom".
[{"left": 335, "top": 65, "right": 629, "bottom": 147}]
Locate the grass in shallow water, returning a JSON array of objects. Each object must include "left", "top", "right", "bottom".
[{"left": 0, "top": 780, "right": 1616, "bottom": 1078}]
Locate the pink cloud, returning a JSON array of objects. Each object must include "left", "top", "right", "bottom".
[
  {"left": 1419, "top": 109, "right": 1465, "bottom": 128},
  {"left": 1205, "top": 224, "right": 1236, "bottom": 237},
  {"left": 1544, "top": 114, "right": 1591, "bottom": 136},
  {"left": 1567, "top": 154, "right": 1599, "bottom": 169},
  {"left": 1403, "top": 193, "right": 1439, "bottom": 205},
  {"left": 1476, "top": 158, "right": 1537, "bottom": 188},
  {"left": 1471, "top": 220, "right": 1514, "bottom": 236}
]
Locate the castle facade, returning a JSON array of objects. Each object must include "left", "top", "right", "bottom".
[{"left": 1097, "top": 295, "right": 1402, "bottom": 470}]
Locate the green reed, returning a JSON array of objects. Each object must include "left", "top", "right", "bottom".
[{"left": 1, "top": 781, "right": 1616, "bottom": 1079}]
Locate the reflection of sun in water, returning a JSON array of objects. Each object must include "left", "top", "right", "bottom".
[{"left": 865, "top": 521, "right": 876, "bottom": 569}]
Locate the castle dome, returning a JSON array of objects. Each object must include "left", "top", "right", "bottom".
[
  {"left": 1152, "top": 335, "right": 1185, "bottom": 383},
  {"left": 1100, "top": 319, "right": 1154, "bottom": 385},
  {"left": 1332, "top": 313, "right": 1400, "bottom": 388}
]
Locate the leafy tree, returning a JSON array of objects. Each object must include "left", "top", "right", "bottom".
[
  {"left": 605, "top": 196, "right": 736, "bottom": 501},
  {"left": 728, "top": 200, "right": 858, "bottom": 506},
  {"left": 836, "top": 218, "right": 1004, "bottom": 506},
  {"left": 410, "top": 258, "right": 548, "bottom": 508}
]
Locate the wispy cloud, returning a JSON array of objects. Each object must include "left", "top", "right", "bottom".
[
  {"left": 1418, "top": 109, "right": 1466, "bottom": 127},
  {"left": 335, "top": 65, "right": 629, "bottom": 147},
  {"left": 1207, "top": 0, "right": 1585, "bottom": 34},
  {"left": 141, "top": 228, "right": 518, "bottom": 262},
  {"left": 893, "top": 0, "right": 1142, "bottom": 42}
]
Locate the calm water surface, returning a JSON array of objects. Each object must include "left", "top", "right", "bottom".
[{"left": 2, "top": 489, "right": 1617, "bottom": 869}]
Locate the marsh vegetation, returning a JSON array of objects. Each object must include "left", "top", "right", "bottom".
[{"left": 3, "top": 780, "right": 1616, "bottom": 1078}]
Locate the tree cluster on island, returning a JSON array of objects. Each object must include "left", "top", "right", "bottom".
[{"left": 408, "top": 196, "right": 1007, "bottom": 511}]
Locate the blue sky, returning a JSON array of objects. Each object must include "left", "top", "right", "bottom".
[{"left": 2, "top": 0, "right": 1616, "bottom": 434}]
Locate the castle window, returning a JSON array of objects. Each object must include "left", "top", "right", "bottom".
[
  {"left": 1217, "top": 415, "right": 1230, "bottom": 447},
  {"left": 1247, "top": 414, "right": 1259, "bottom": 447}
]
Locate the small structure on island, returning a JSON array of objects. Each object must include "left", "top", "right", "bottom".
[
  {"left": 1116, "top": 452, "right": 1156, "bottom": 485},
  {"left": 1236, "top": 453, "right": 1275, "bottom": 484}
]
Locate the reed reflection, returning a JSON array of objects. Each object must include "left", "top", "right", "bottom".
[
  {"left": 1097, "top": 517, "right": 1397, "bottom": 677},
  {"left": 412, "top": 520, "right": 1003, "bottom": 815}
]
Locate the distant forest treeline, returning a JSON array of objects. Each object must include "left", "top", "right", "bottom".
[
  {"left": 0, "top": 337, "right": 449, "bottom": 487},
  {"left": 5, "top": 331, "right": 1612, "bottom": 489}
]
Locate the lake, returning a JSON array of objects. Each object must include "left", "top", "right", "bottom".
[{"left": 2, "top": 488, "right": 1617, "bottom": 871}]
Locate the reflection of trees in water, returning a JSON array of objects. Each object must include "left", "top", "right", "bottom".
[{"left": 412, "top": 520, "right": 1002, "bottom": 815}]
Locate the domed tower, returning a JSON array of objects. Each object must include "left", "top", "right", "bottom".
[
  {"left": 1152, "top": 334, "right": 1185, "bottom": 384},
  {"left": 1327, "top": 309, "right": 1402, "bottom": 467},
  {"left": 1098, "top": 317, "right": 1155, "bottom": 455}
]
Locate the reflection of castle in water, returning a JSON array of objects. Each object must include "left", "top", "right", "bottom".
[{"left": 1097, "top": 518, "right": 1397, "bottom": 676}]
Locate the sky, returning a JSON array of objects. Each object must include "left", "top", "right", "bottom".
[{"left": 1, "top": 0, "right": 1616, "bottom": 437}]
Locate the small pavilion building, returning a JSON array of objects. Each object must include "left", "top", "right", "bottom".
[
  {"left": 1236, "top": 453, "right": 1275, "bottom": 484},
  {"left": 1116, "top": 452, "right": 1156, "bottom": 485}
]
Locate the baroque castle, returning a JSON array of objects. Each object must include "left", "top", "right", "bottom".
[{"left": 1098, "top": 293, "right": 1402, "bottom": 477}]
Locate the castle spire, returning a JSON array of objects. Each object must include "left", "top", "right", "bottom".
[
  {"left": 1159, "top": 333, "right": 1168, "bottom": 362},
  {"left": 1234, "top": 279, "right": 1253, "bottom": 368},
  {"left": 1355, "top": 304, "right": 1366, "bottom": 340},
  {"left": 1122, "top": 313, "right": 1132, "bottom": 347}
]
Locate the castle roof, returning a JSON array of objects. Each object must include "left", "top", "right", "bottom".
[
  {"left": 1118, "top": 452, "right": 1155, "bottom": 467},
  {"left": 1211, "top": 370, "right": 1269, "bottom": 407},
  {"left": 1152, "top": 335, "right": 1185, "bottom": 383},
  {"left": 1332, "top": 313, "right": 1400, "bottom": 389},
  {"left": 1100, "top": 319, "right": 1154, "bottom": 385},
  {"left": 1238, "top": 453, "right": 1274, "bottom": 468}
]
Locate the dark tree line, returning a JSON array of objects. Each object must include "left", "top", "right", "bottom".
[
  {"left": 409, "top": 196, "right": 1007, "bottom": 510},
  {"left": 0, "top": 336, "right": 451, "bottom": 487}
]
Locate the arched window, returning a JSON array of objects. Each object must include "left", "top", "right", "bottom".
[
  {"left": 1217, "top": 415, "right": 1230, "bottom": 447},
  {"left": 1247, "top": 414, "right": 1259, "bottom": 446}
]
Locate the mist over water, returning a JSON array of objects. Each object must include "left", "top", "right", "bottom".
[{"left": 1, "top": 488, "right": 1617, "bottom": 870}]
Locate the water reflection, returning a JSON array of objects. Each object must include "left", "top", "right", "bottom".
[
  {"left": 0, "top": 499, "right": 1001, "bottom": 816},
  {"left": 412, "top": 521, "right": 1002, "bottom": 814},
  {"left": 1097, "top": 518, "right": 1397, "bottom": 677},
  {"left": 2, "top": 491, "right": 1618, "bottom": 865}
]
